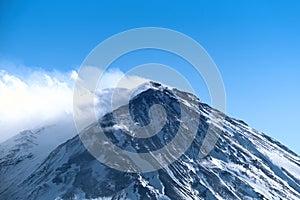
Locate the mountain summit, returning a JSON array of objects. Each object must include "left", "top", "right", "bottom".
[{"left": 1, "top": 82, "right": 299, "bottom": 200}]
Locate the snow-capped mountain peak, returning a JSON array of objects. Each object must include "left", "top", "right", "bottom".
[{"left": 1, "top": 82, "right": 300, "bottom": 199}]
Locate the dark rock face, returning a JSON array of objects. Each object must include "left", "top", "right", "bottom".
[
  {"left": 101, "top": 88, "right": 183, "bottom": 154},
  {"left": 1, "top": 83, "right": 300, "bottom": 199}
]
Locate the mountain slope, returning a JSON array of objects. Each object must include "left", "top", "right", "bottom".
[
  {"left": 0, "top": 120, "right": 76, "bottom": 196},
  {"left": 1, "top": 82, "right": 300, "bottom": 200}
]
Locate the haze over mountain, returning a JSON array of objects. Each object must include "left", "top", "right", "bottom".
[{"left": 0, "top": 82, "right": 299, "bottom": 200}]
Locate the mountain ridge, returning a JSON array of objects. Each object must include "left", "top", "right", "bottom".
[{"left": 1, "top": 82, "right": 300, "bottom": 199}]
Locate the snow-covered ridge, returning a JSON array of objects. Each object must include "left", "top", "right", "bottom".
[
  {"left": 0, "top": 82, "right": 300, "bottom": 200},
  {"left": 0, "top": 120, "right": 76, "bottom": 195}
]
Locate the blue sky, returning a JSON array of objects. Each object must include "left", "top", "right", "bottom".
[{"left": 0, "top": 0, "right": 300, "bottom": 154}]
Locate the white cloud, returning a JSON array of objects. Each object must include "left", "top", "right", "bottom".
[
  {"left": 0, "top": 66, "right": 148, "bottom": 143},
  {"left": 0, "top": 69, "right": 74, "bottom": 142}
]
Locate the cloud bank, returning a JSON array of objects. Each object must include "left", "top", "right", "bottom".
[{"left": 0, "top": 66, "right": 147, "bottom": 143}]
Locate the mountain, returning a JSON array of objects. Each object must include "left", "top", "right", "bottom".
[
  {"left": 0, "top": 120, "right": 76, "bottom": 195},
  {"left": 0, "top": 82, "right": 300, "bottom": 200}
]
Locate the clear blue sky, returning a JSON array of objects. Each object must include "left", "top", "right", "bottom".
[{"left": 0, "top": 0, "right": 299, "bottom": 154}]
